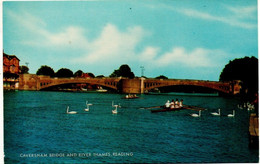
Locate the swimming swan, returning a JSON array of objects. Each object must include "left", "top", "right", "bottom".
[
  {"left": 112, "top": 101, "right": 121, "bottom": 108},
  {"left": 112, "top": 105, "right": 119, "bottom": 114},
  {"left": 191, "top": 110, "right": 201, "bottom": 117},
  {"left": 66, "top": 106, "right": 77, "bottom": 114},
  {"left": 211, "top": 108, "right": 221, "bottom": 116},
  {"left": 227, "top": 110, "right": 235, "bottom": 117},
  {"left": 85, "top": 101, "right": 93, "bottom": 112}
]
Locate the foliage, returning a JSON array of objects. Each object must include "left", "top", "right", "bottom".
[
  {"left": 96, "top": 75, "right": 105, "bottom": 78},
  {"left": 155, "top": 75, "right": 168, "bottom": 79},
  {"left": 55, "top": 68, "right": 73, "bottom": 78},
  {"left": 219, "top": 56, "right": 258, "bottom": 95},
  {"left": 110, "top": 64, "right": 135, "bottom": 78},
  {"left": 19, "top": 65, "right": 29, "bottom": 74},
  {"left": 74, "top": 70, "right": 83, "bottom": 77},
  {"left": 36, "top": 65, "right": 55, "bottom": 77},
  {"left": 87, "top": 72, "right": 95, "bottom": 78}
]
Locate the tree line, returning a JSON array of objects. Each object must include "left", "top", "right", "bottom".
[
  {"left": 20, "top": 64, "right": 171, "bottom": 79},
  {"left": 219, "top": 56, "right": 258, "bottom": 97},
  {"left": 35, "top": 66, "right": 97, "bottom": 78}
]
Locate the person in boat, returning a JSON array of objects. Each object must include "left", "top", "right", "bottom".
[
  {"left": 129, "top": 94, "right": 134, "bottom": 98},
  {"left": 179, "top": 99, "right": 183, "bottom": 107},
  {"left": 175, "top": 98, "right": 179, "bottom": 108},
  {"left": 170, "top": 99, "right": 175, "bottom": 109},
  {"left": 165, "top": 100, "right": 171, "bottom": 109}
]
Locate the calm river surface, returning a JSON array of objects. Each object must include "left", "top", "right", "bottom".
[{"left": 4, "top": 91, "right": 259, "bottom": 163}]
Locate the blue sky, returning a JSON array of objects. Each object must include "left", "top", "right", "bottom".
[{"left": 3, "top": 0, "right": 258, "bottom": 80}]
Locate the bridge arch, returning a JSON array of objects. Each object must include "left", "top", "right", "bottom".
[
  {"left": 146, "top": 84, "right": 229, "bottom": 94},
  {"left": 38, "top": 78, "right": 120, "bottom": 91},
  {"left": 143, "top": 79, "right": 232, "bottom": 94}
]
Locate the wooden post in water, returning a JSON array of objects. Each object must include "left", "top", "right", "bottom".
[{"left": 249, "top": 113, "right": 259, "bottom": 149}]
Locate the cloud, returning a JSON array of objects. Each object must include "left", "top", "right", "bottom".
[
  {"left": 139, "top": 46, "right": 160, "bottom": 62},
  {"left": 225, "top": 5, "right": 257, "bottom": 20},
  {"left": 177, "top": 7, "right": 257, "bottom": 29},
  {"left": 149, "top": 4, "right": 257, "bottom": 29},
  {"left": 45, "top": 26, "right": 89, "bottom": 49},
  {"left": 73, "top": 23, "right": 148, "bottom": 64},
  {"left": 6, "top": 9, "right": 47, "bottom": 31},
  {"left": 140, "top": 47, "right": 227, "bottom": 68},
  {"left": 5, "top": 8, "right": 234, "bottom": 75},
  {"left": 6, "top": 9, "right": 89, "bottom": 49}
]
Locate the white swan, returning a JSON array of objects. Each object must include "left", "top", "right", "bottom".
[
  {"left": 237, "top": 104, "right": 243, "bottom": 109},
  {"left": 247, "top": 104, "right": 255, "bottom": 111},
  {"left": 66, "top": 106, "right": 77, "bottom": 114},
  {"left": 112, "top": 105, "right": 118, "bottom": 114},
  {"left": 191, "top": 110, "right": 201, "bottom": 117},
  {"left": 84, "top": 101, "right": 93, "bottom": 111},
  {"left": 227, "top": 110, "right": 235, "bottom": 117},
  {"left": 112, "top": 101, "right": 121, "bottom": 108},
  {"left": 211, "top": 108, "right": 221, "bottom": 116}
]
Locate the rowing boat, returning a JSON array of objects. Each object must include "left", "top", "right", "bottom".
[{"left": 151, "top": 107, "right": 186, "bottom": 113}]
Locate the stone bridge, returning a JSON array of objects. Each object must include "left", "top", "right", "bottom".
[{"left": 18, "top": 74, "right": 241, "bottom": 95}]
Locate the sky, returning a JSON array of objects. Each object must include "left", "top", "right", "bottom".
[{"left": 2, "top": 0, "right": 258, "bottom": 81}]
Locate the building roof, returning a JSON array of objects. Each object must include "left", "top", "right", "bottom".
[{"left": 3, "top": 52, "right": 20, "bottom": 61}]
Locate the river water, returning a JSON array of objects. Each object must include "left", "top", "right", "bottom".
[{"left": 4, "top": 91, "right": 259, "bottom": 163}]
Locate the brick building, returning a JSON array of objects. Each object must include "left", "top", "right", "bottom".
[{"left": 3, "top": 52, "right": 20, "bottom": 89}]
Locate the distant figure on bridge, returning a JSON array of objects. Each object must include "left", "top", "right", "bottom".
[
  {"left": 179, "top": 99, "right": 183, "bottom": 107},
  {"left": 165, "top": 100, "right": 171, "bottom": 109},
  {"left": 170, "top": 99, "right": 175, "bottom": 109},
  {"left": 175, "top": 99, "right": 179, "bottom": 108}
]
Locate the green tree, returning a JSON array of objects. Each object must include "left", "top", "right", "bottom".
[
  {"left": 219, "top": 56, "right": 258, "bottom": 95},
  {"left": 55, "top": 68, "right": 73, "bottom": 78},
  {"left": 96, "top": 75, "right": 105, "bottom": 78},
  {"left": 19, "top": 65, "right": 29, "bottom": 74},
  {"left": 155, "top": 75, "right": 168, "bottom": 79},
  {"left": 74, "top": 70, "right": 83, "bottom": 77},
  {"left": 87, "top": 72, "right": 95, "bottom": 78},
  {"left": 110, "top": 64, "right": 135, "bottom": 78},
  {"left": 36, "top": 65, "right": 55, "bottom": 77}
]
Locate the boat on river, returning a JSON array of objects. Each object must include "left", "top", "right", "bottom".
[
  {"left": 123, "top": 94, "right": 139, "bottom": 99},
  {"left": 96, "top": 86, "right": 107, "bottom": 92},
  {"left": 96, "top": 89, "right": 107, "bottom": 92},
  {"left": 151, "top": 107, "right": 186, "bottom": 113}
]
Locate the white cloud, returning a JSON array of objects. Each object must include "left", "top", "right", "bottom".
[
  {"left": 73, "top": 23, "right": 147, "bottom": 64},
  {"left": 6, "top": 9, "right": 47, "bottom": 31},
  {"left": 45, "top": 26, "right": 89, "bottom": 49},
  {"left": 151, "top": 4, "right": 257, "bottom": 29},
  {"left": 177, "top": 8, "right": 257, "bottom": 29},
  {"left": 6, "top": 9, "right": 232, "bottom": 73},
  {"left": 139, "top": 46, "right": 160, "bottom": 61},
  {"left": 6, "top": 9, "right": 89, "bottom": 49},
  {"left": 226, "top": 5, "right": 257, "bottom": 19},
  {"left": 140, "top": 47, "right": 227, "bottom": 68}
]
